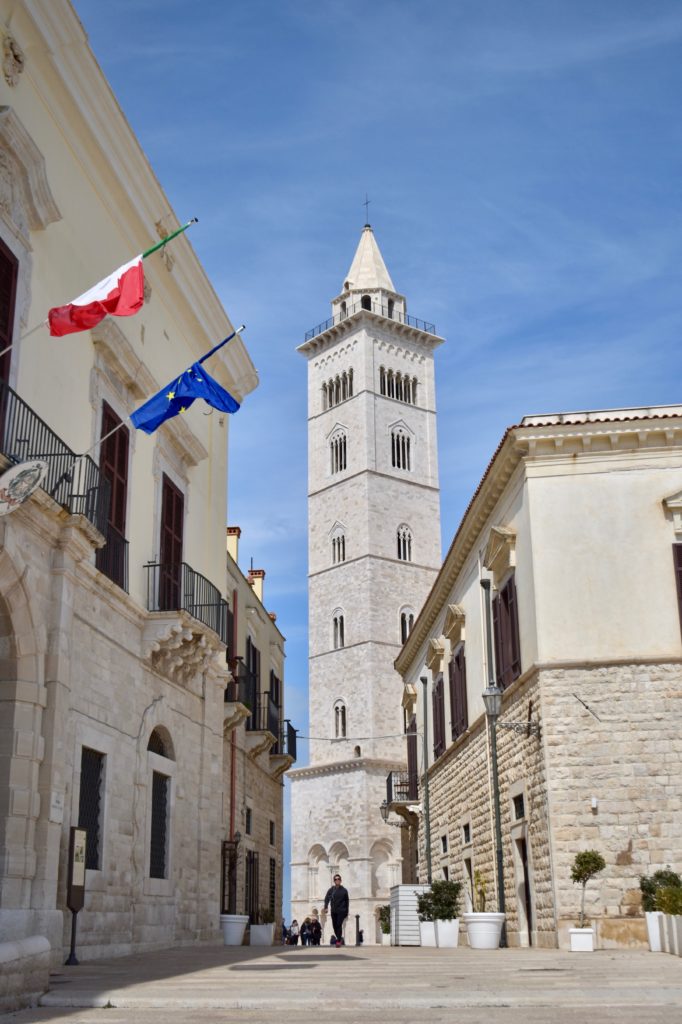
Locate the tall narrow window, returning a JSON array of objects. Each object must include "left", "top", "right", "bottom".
[
  {"left": 96, "top": 402, "right": 130, "bottom": 591},
  {"left": 406, "top": 714, "right": 418, "bottom": 799},
  {"left": 0, "top": 237, "right": 17, "bottom": 385},
  {"left": 449, "top": 644, "right": 468, "bottom": 740},
  {"left": 412, "top": 377, "right": 418, "bottom": 404},
  {"left": 332, "top": 531, "right": 346, "bottom": 564},
  {"left": 159, "top": 475, "right": 184, "bottom": 611},
  {"left": 388, "top": 299, "right": 395, "bottom": 319},
  {"left": 245, "top": 849, "right": 259, "bottom": 921},
  {"left": 245, "top": 636, "right": 261, "bottom": 722},
  {"left": 149, "top": 771, "right": 169, "bottom": 878},
  {"left": 330, "top": 432, "right": 347, "bottom": 474},
  {"left": 340, "top": 300, "right": 347, "bottom": 319},
  {"left": 492, "top": 574, "right": 521, "bottom": 689},
  {"left": 432, "top": 675, "right": 446, "bottom": 760},
  {"left": 322, "top": 383, "right": 328, "bottom": 410},
  {"left": 400, "top": 608, "right": 415, "bottom": 643},
  {"left": 361, "top": 294, "right": 372, "bottom": 310},
  {"left": 391, "top": 428, "right": 411, "bottom": 470},
  {"left": 387, "top": 371, "right": 395, "bottom": 398},
  {"left": 396, "top": 374, "right": 404, "bottom": 401},
  {"left": 348, "top": 368, "right": 353, "bottom": 397},
  {"left": 334, "top": 699, "right": 347, "bottom": 738},
  {"left": 269, "top": 856, "right": 277, "bottom": 917},
  {"left": 78, "top": 747, "right": 104, "bottom": 870},
  {"left": 674, "top": 544, "right": 682, "bottom": 637},
  {"left": 333, "top": 612, "right": 345, "bottom": 650},
  {"left": 342, "top": 372, "right": 348, "bottom": 401},
  {"left": 397, "top": 525, "right": 412, "bottom": 562},
  {"left": 380, "top": 367, "right": 386, "bottom": 395}
]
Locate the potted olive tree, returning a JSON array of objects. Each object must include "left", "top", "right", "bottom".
[
  {"left": 640, "top": 868, "right": 682, "bottom": 953},
  {"left": 569, "top": 850, "right": 605, "bottom": 951},
  {"left": 378, "top": 904, "right": 391, "bottom": 946},
  {"left": 655, "top": 884, "right": 682, "bottom": 956},
  {"left": 415, "top": 888, "right": 436, "bottom": 947},
  {"left": 250, "top": 906, "right": 276, "bottom": 946},
  {"left": 462, "top": 870, "right": 505, "bottom": 949},
  {"left": 431, "top": 879, "right": 463, "bottom": 948}
]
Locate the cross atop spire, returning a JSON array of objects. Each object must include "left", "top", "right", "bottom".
[{"left": 363, "top": 193, "right": 371, "bottom": 225}]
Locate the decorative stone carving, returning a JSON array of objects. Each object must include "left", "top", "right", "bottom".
[
  {"left": 2, "top": 34, "right": 24, "bottom": 87},
  {"left": 269, "top": 751, "right": 294, "bottom": 780},
  {"left": 0, "top": 107, "right": 61, "bottom": 231},
  {"left": 425, "top": 636, "right": 445, "bottom": 674},
  {"left": 663, "top": 490, "right": 682, "bottom": 535},
  {"left": 443, "top": 603, "right": 465, "bottom": 647},
  {"left": 244, "top": 729, "right": 276, "bottom": 760},
  {"left": 224, "top": 698, "right": 250, "bottom": 734},
  {"left": 142, "top": 613, "right": 224, "bottom": 687},
  {"left": 401, "top": 682, "right": 417, "bottom": 715},
  {"left": 483, "top": 525, "right": 516, "bottom": 584}
]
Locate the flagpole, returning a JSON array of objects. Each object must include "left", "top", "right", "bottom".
[
  {"left": 142, "top": 218, "right": 198, "bottom": 260},
  {"left": 0, "top": 319, "right": 49, "bottom": 359},
  {"left": 197, "top": 324, "right": 246, "bottom": 365}
]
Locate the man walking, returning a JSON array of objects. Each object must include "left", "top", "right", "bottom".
[{"left": 324, "top": 873, "right": 349, "bottom": 947}]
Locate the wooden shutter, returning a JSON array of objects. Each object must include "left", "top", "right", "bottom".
[
  {"left": 507, "top": 575, "right": 522, "bottom": 682},
  {"left": 492, "top": 593, "right": 505, "bottom": 688},
  {"left": 674, "top": 545, "right": 682, "bottom": 638},
  {"left": 0, "top": 237, "right": 17, "bottom": 385},
  {"left": 159, "top": 474, "right": 184, "bottom": 609},
  {"left": 99, "top": 403, "right": 129, "bottom": 533},
  {"left": 449, "top": 646, "right": 468, "bottom": 740},
  {"left": 406, "top": 714, "right": 418, "bottom": 799},
  {"left": 432, "top": 674, "right": 445, "bottom": 760}
]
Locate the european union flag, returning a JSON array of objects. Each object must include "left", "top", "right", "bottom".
[{"left": 130, "top": 363, "right": 240, "bottom": 434}]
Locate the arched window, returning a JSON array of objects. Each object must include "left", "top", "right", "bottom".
[
  {"left": 342, "top": 372, "right": 348, "bottom": 401},
  {"left": 387, "top": 371, "right": 395, "bottom": 398},
  {"left": 334, "top": 376, "right": 341, "bottom": 405},
  {"left": 397, "top": 525, "right": 412, "bottom": 562},
  {"left": 387, "top": 299, "right": 394, "bottom": 319},
  {"left": 333, "top": 700, "right": 347, "bottom": 738},
  {"left": 361, "top": 294, "right": 372, "bottom": 311},
  {"left": 332, "top": 531, "right": 346, "bottom": 564},
  {"left": 340, "top": 300, "right": 347, "bottom": 319},
  {"left": 396, "top": 374, "right": 404, "bottom": 402},
  {"left": 391, "top": 428, "right": 411, "bottom": 471},
  {"left": 322, "top": 382, "right": 328, "bottom": 411},
  {"left": 403, "top": 377, "right": 411, "bottom": 404},
  {"left": 379, "top": 366, "right": 386, "bottom": 395},
  {"left": 333, "top": 610, "right": 345, "bottom": 649},
  {"left": 400, "top": 607, "right": 415, "bottom": 643},
  {"left": 348, "top": 368, "right": 353, "bottom": 398},
  {"left": 330, "top": 432, "right": 347, "bottom": 474},
  {"left": 412, "top": 377, "right": 418, "bottom": 404}
]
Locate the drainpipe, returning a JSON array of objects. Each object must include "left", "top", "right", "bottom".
[{"left": 420, "top": 676, "right": 432, "bottom": 884}]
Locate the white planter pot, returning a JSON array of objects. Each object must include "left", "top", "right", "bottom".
[
  {"left": 569, "top": 927, "right": 595, "bottom": 952},
  {"left": 665, "top": 915, "right": 678, "bottom": 957},
  {"left": 380, "top": 932, "right": 391, "bottom": 946},
  {"left": 419, "top": 921, "right": 437, "bottom": 947},
  {"left": 220, "top": 913, "right": 249, "bottom": 946},
  {"left": 462, "top": 912, "right": 505, "bottom": 950},
  {"left": 675, "top": 916, "right": 682, "bottom": 958},
  {"left": 645, "top": 911, "right": 663, "bottom": 952},
  {"left": 659, "top": 914, "right": 668, "bottom": 954},
  {"left": 435, "top": 918, "right": 459, "bottom": 948},
  {"left": 250, "top": 923, "right": 275, "bottom": 946}
]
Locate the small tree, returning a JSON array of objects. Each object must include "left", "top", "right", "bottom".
[
  {"left": 571, "top": 850, "right": 605, "bottom": 928},
  {"left": 416, "top": 880, "right": 463, "bottom": 922},
  {"left": 378, "top": 904, "right": 391, "bottom": 934},
  {"left": 640, "top": 868, "right": 682, "bottom": 912}
]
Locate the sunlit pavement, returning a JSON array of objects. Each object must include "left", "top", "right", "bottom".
[{"left": 3, "top": 944, "right": 681, "bottom": 1024}]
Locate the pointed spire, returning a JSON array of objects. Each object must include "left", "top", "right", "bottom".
[{"left": 343, "top": 225, "right": 396, "bottom": 293}]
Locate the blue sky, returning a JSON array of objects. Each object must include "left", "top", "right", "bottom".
[{"left": 74, "top": 0, "right": 682, "bottom": 914}]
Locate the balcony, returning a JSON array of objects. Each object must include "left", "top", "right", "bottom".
[
  {"left": 224, "top": 668, "right": 252, "bottom": 733},
  {"left": 386, "top": 769, "right": 418, "bottom": 805},
  {"left": 144, "top": 561, "right": 228, "bottom": 643},
  {"left": 305, "top": 300, "right": 436, "bottom": 343},
  {"left": 0, "top": 377, "right": 109, "bottom": 534},
  {"left": 95, "top": 522, "right": 129, "bottom": 592},
  {"left": 270, "top": 718, "right": 297, "bottom": 778},
  {"left": 243, "top": 689, "right": 279, "bottom": 759}
]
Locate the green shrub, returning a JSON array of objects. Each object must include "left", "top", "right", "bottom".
[
  {"left": 417, "top": 880, "right": 463, "bottom": 921},
  {"left": 571, "top": 850, "right": 605, "bottom": 928},
  {"left": 378, "top": 904, "right": 391, "bottom": 934},
  {"left": 655, "top": 886, "right": 682, "bottom": 916},
  {"left": 640, "top": 869, "right": 682, "bottom": 913}
]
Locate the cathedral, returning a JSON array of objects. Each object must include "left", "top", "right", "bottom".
[{"left": 288, "top": 225, "right": 444, "bottom": 942}]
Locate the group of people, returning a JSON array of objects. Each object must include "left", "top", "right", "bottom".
[{"left": 283, "top": 874, "right": 350, "bottom": 949}]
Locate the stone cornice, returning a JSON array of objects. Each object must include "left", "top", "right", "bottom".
[
  {"left": 287, "top": 756, "right": 406, "bottom": 781},
  {"left": 297, "top": 309, "right": 444, "bottom": 358},
  {"left": 91, "top": 321, "right": 157, "bottom": 400},
  {"left": 0, "top": 105, "right": 61, "bottom": 230}
]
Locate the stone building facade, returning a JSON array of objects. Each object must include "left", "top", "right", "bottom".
[
  {"left": 289, "top": 226, "right": 443, "bottom": 942},
  {"left": 0, "top": 1, "right": 261, "bottom": 1009},
  {"left": 395, "top": 406, "right": 682, "bottom": 949}
]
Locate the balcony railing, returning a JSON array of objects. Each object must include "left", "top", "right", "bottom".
[
  {"left": 0, "top": 377, "right": 109, "bottom": 534},
  {"left": 275, "top": 719, "right": 297, "bottom": 762},
  {"left": 245, "top": 690, "right": 279, "bottom": 736},
  {"left": 224, "top": 674, "right": 252, "bottom": 706},
  {"left": 305, "top": 300, "right": 436, "bottom": 342},
  {"left": 144, "top": 561, "right": 228, "bottom": 643},
  {"left": 386, "top": 769, "right": 418, "bottom": 804},
  {"left": 95, "top": 522, "right": 129, "bottom": 592}
]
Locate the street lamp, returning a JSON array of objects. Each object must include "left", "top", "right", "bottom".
[
  {"left": 420, "top": 676, "right": 432, "bottom": 884},
  {"left": 379, "top": 800, "right": 407, "bottom": 828},
  {"left": 480, "top": 579, "right": 506, "bottom": 947}
]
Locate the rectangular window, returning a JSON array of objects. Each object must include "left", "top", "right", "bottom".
[
  {"left": 159, "top": 474, "right": 184, "bottom": 610},
  {"left": 432, "top": 674, "right": 446, "bottom": 760},
  {"left": 441, "top": 835, "right": 448, "bottom": 854},
  {"left": 462, "top": 822, "right": 471, "bottom": 845},
  {"left": 492, "top": 574, "right": 521, "bottom": 689},
  {"left": 269, "top": 819, "right": 275, "bottom": 846},
  {"left": 513, "top": 793, "right": 526, "bottom": 820},
  {"left": 442, "top": 866, "right": 449, "bottom": 881},
  {"left": 245, "top": 806, "right": 252, "bottom": 835},
  {"left": 245, "top": 638, "right": 261, "bottom": 723},
  {"left": 674, "top": 545, "right": 682, "bottom": 637},
  {"left": 78, "top": 747, "right": 104, "bottom": 870},
  {"left": 95, "top": 402, "right": 130, "bottom": 591},
  {"left": 245, "top": 849, "right": 259, "bottom": 921},
  {"left": 149, "top": 771, "right": 169, "bottom": 878},
  {"left": 0, "top": 237, "right": 17, "bottom": 384},
  {"left": 269, "top": 856, "right": 276, "bottom": 918},
  {"left": 448, "top": 644, "right": 468, "bottom": 740},
  {"left": 406, "top": 714, "right": 418, "bottom": 800},
  {"left": 269, "top": 670, "right": 281, "bottom": 708}
]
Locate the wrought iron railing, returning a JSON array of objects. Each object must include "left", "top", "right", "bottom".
[
  {"left": 275, "top": 719, "right": 297, "bottom": 761},
  {"left": 386, "top": 769, "right": 418, "bottom": 804},
  {"left": 144, "top": 561, "right": 228, "bottom": 643},
  {"left": 224, "top": 673, "right": 252, "bottom": 706},
  {"left": 305, "top": 300, "right": 436, "bottom": 342},
  {"left": 0, "top": 377, "right": 109, "bottom": 534},
  {"left": 95, "top": 522, "right": 129, "bottom": 592},
  {"left": 245, "top": 690, "right": 280, "bottom": 736}
]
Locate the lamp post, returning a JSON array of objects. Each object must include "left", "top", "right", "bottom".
[
  {"left": 420, "top": 676, "right": 432, "bottom": 884},
  {"left": 480, "top": 579, "right": 506, "bottom": 947}
]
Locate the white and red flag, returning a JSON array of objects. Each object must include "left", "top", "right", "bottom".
[{"left": 48, "top": 255, "right": 144, "bottom": 337}]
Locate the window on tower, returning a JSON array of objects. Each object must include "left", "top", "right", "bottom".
[
  {"left": 361, "top": 294, "right": 372, "bottom": 311},
  {"left": 400, "top": 606, "right": 415, "bottom": 644},
  {"left": 397, "top": 525, "right": 413, "bottom": 562},
  {"left": 379, "top": 367, "right": 419, "bottom": 406},
  {"left": 391, "top": 428, "right": 411, "bottom": 471},
  {"left": 332, "top": 610, "right": 345, "bottom": 650},
  {"left": 332, "top": 530, "right": 346, "bottom": 564},
  {"left": 324, "top": 370, "right": 354, "bottom": 410},
  {"left": 333, "top": 699, "right": 347, "bottom": 738},
  {"left": 330, "top": 431, "right": 347, "bottom": 474}
]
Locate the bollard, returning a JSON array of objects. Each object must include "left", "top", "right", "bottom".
[{"left": 355, "top": 913, "right": 360, "bottom": 945}]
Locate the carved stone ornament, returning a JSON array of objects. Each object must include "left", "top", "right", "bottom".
[
  {"left": 663, "top": 490, "right": 682, "bottom": 535},
  {"left": 3, "top": 34, "right": 24, "bottom": 87},
  {"left": 0, "top": 106, "right": 62, "bottom": 232},
  {"left": 443, "top": 603, "right": 465, "bottom": 647},
  {"left": 483, "top": 525, "right": 516, "bottom": 584},
  {"left": 425, "top": 637, "right": 445, "bottom": 674},
  {"left": 142, "top": 614, "right": 224, "bottom": 686}
]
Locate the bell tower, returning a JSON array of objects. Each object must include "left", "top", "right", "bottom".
[{"left": 289, "top": 224, "right": 444, "bottom": 941}]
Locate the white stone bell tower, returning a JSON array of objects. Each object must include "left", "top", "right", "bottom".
[{"left": 288, "top": 224, "right": 443, "bottom": 942}]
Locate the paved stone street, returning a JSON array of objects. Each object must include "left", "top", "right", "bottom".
[{"left": 2, "top": 944, "right": 682, "bottom": 1024}]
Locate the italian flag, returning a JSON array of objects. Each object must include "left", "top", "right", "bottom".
[{"left": 48, "top": 255, "right": 144, "bottom": 337}]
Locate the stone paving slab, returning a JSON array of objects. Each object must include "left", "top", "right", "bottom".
[{"left": 1, "top": 944, "right": 681, "bottom": 1023}]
